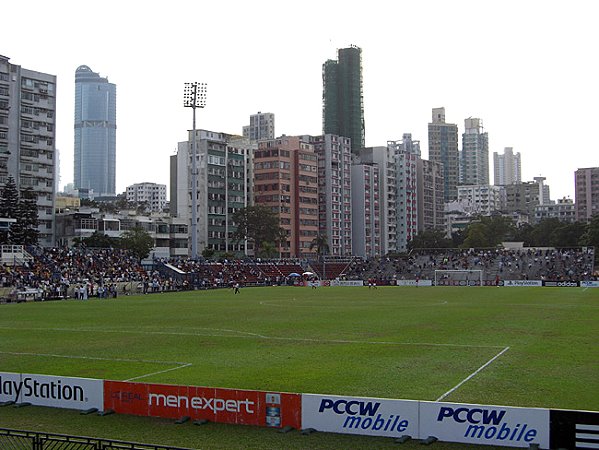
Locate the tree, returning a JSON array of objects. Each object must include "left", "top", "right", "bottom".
[
  {"left": 310, "top": 234, "right": 330, "bottom": 258},
  {"left": 82, "top": 231, "right": 119, "bottom": 248},
  {"left": 258, "top": 241, "right": 278, "bottom": 259},
  {"left": 462, "top": 222, "right": 490, "bottom": 248},
  {"left": 120, "top": 226, "right": 154, "bottom": 262},
  {"left": 17, "top": 187, "right": 39, "bottom": 246},
  {"left": 202, "top": 247, "right": 215, "bottom": 259},
  {"left": 580, "top": 215, "right": 599, "bottom": 262},
  {"left": 0, "top": 176, "right": 19, "bottom": 244},
  {"left": 231, "top": 205, "right": 284, "bottom": 256},
  {"left": 407, "top": 230, "right": 452, "bottom": 250},
  {"left": 551, "top": 221, "right": 587, "bottom": 247}
]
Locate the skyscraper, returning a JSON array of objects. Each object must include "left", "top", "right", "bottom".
[
  {"left": 74, "top": 65, "right": 116, "bottom": 197},
  {"left": 428, "top": 107, "right": 459, "bottom": 202},
  {"left": 0, "top": 55, "right": 57, "bottom": 246},
  {"left": 493, "top": 147, "right": 521, "bottom": 186},
  {"left": 322, "top": 45, "right": 365, "bottom": 153},
  {"left": 460, "top": 117, "right": 489, "bottom": 186}
]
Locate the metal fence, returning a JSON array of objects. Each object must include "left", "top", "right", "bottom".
[{"left": 0, "top": 428, "right": 194, "bottom": 450}]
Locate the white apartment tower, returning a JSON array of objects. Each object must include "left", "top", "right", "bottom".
[
  {"left": 0, "top": 55, "right": 57, "bottom": 246},
  {"left": 460, "top": 117, "right": 489, "bottom": 186},
  {"left": 173, "top": 130, "right": 254, "bottom": 257},
  {"left": 351, "top": 163, "right": 381, "bottom": 258},
  {"left": 493, "top": 147, "right": 521, "bottom": 186},
  {"left": 242, "top": 112, "right": 275, "bottom": 142},
  {"left": 388, "top": 134, "right": 420, "bottom": 253},
  {"left": 126, "top": 182, "right": 167, "bottom": 212},
  {"left": 359, "top": 146, "right": 397, "bottom": 254},
  {"left": 305, "top": 134, "right": 353, "bottom": 256}
]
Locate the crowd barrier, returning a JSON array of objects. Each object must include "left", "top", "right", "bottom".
[{"left": 2, "top": 371, "right": 598, "bottom": 449}]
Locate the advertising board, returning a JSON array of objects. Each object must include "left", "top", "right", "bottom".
[
  {"left": 302, "top": 394, "right": 419, "bottom": 438},
  {"left": 0, "top": 372, "right": 103, "bottom": 410},
  {"left": 580, "top": 281, "right": 599, "bottom": 288},
  {"left": 503, "top": 280, "right": 543, "bottom": 287},
  {"left": 542, "top": 281, "right": 579, "bottom": 287},
  {"left": 330, "top": 280, "right": 364, "bottom": 287},
  {"left": 104, "top": 380, "right": 301, "bottom": 429},
  {"left": 396, "top": 280, "right": 433, "bottom": 287},
  {"left": 420, "top": 401, "right": 549, "bottom": 448}
]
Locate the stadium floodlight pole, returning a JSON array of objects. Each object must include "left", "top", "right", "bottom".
[{"left": 183, "top": 82, "right": 207, "bottom": 259}]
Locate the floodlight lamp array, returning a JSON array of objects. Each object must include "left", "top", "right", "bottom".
[{"left": 183, "top": 82, "right": 207, "bottom": 108}]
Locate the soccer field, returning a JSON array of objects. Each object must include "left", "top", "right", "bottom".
[{"left": 2, "top": 285, "right": 598, "bottom": 412}]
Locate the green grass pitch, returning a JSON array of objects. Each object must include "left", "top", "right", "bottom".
[{"left": 1, "top": 286, "right": 598, "bottom": 449}]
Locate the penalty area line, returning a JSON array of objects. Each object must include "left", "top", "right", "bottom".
[
  {"left": 0, "top": 350, "right": 193, "bottom": 383},
  {"left": 124, "top": 363, "right": 193, "bottom": 382},
  {"left": 435, "top": 346, "right": 510, "bottom": 402}
]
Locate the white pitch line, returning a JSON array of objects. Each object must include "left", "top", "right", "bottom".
[
  {"left": 0, "top": 325, "right": 505, "bottom": 349},
  {"left": 435, "top": 346, "right": 510, "bottom": 402},
  {"left": 125, "top": 363, "right": 192, "bottom": 382},
  {"left": 0, "top": 350, "right": 188, "bottom": 366},
  {"left": 259, "top": 300, "right": 449, "bottom": 308},
  {"left": 0, "top": 350, "right": 193, "bottom": 382}
]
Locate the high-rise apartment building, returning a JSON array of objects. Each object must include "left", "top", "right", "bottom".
[
  {"left": 253, "top": 136, "right": 319, "bottom": 258},
  {"left": 322, "top": 45, "right": 365, "bottom": 153},
  {"left": 418, "top": 159, "right": 445, "bottom": 233},
  {"left": 0, "top": 55, "right": 57, "bottom": 246},
  {"left": 456, "top": 185, "right": 502, "bottom": 216},
  {"left": 359, "top": 146, "right": 396, "bottom": 254},
  {"left": 74, "top": 65, "right": 116, "bottom": 197},
  {"left": 534, "top": 197, "right": 576, "bottom": 224},
  {"left": 575, "top": 167, "right": 599, "bottom": 222},
  {"left": 351, "top": 163, "right": 380, "bottom": 258},
  {"left": 304, "top": 134, "right": 353, "bottom": 256},
  {"left": 428, "top": 107, "right": 459, "bottom": 202},
  {"left": 460, "top": 117, "right": 489, "bottom": 185},
  {"left": 242, "top": 112, "right": 275, "bottom": 142},
  {"left": 173, "top": 130, "right": 253, "bottom": 256},
  {"left": 389, "top": 135, "right": 419, "bottom": 252},
  {"left": 493, "top": 147, "right": 521, "bottom": 186},
  {"left": 126, "top": 182, "right": 167, "bottom": 212}
]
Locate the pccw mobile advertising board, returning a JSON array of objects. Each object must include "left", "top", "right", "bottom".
[
  {"left": 104, "top": 380, "right": 301, "bottom": 429},
  {"left": 419, "top": 401, "right": 549, "bottom": 448},
  {"left": 301, "top": 394, "right": 420, "bottom": 438},
  {"left": 0, "top": 371, "right": 104, "bottom": 410}
]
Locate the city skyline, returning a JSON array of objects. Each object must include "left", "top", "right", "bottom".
[{"left": 3, "top": 0, "right": 598, "bottom": 200}]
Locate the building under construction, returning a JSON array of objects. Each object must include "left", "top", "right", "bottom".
[{"left": 322, "top": 45, "right": 365, "bottom": 154}]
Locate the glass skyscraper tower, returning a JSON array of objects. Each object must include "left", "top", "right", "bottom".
[{"left": 74, "top": 65, "right": 116, "bottom": 197}]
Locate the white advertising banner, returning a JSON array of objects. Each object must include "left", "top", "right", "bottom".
[
  {"left": 0, "top": 371, "right": 21, "bottom": 403},
  {"left": 396, "top": 280, "right": 433, "bottom": 287},
  {"left": 420, "top": 401, "right": 549, "bottom": 448},
  {"left": 0, "top": 372, "right": 103, "bottom": 410},
  {"left": 302, "top": 394, "right": 420, "bottom": 438},
  {"left": 504, "top": 280, "right": 543, "bottom": 287},
  {"left": 330, "top": 280, "right": 365, "bottom": 287},
  {"left": 581, "top": 281, "right": 599, "bottom": 288}
]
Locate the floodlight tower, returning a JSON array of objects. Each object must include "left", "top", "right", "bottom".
[{"left": 183, "top": 82, "right": 207, "bottom": 259}]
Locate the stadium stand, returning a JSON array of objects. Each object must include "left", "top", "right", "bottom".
[{"left": 0, "top": 246, "right": 595, "bottom": 302}]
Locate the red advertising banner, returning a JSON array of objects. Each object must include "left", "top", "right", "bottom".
[{"left": 104, "top": 380, "right": 301, "bottom": 429}]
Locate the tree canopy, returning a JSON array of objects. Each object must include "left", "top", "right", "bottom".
[
  {"left": 120, "top": 226, "right": 154, "bottom": 262},
  {"left": 0, "top": 176, "right": 39, "bottom": 246},
  {"left": 231, "top": 205, "right": 285, "bottom": 256}
]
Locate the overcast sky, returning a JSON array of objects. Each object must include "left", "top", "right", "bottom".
[{"left": 4, "top": 0, "right": 598, "bottom": 200}]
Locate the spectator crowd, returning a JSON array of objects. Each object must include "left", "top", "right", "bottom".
[{"left": 0, "top": 246, "right": 595, "bottom": 301}]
